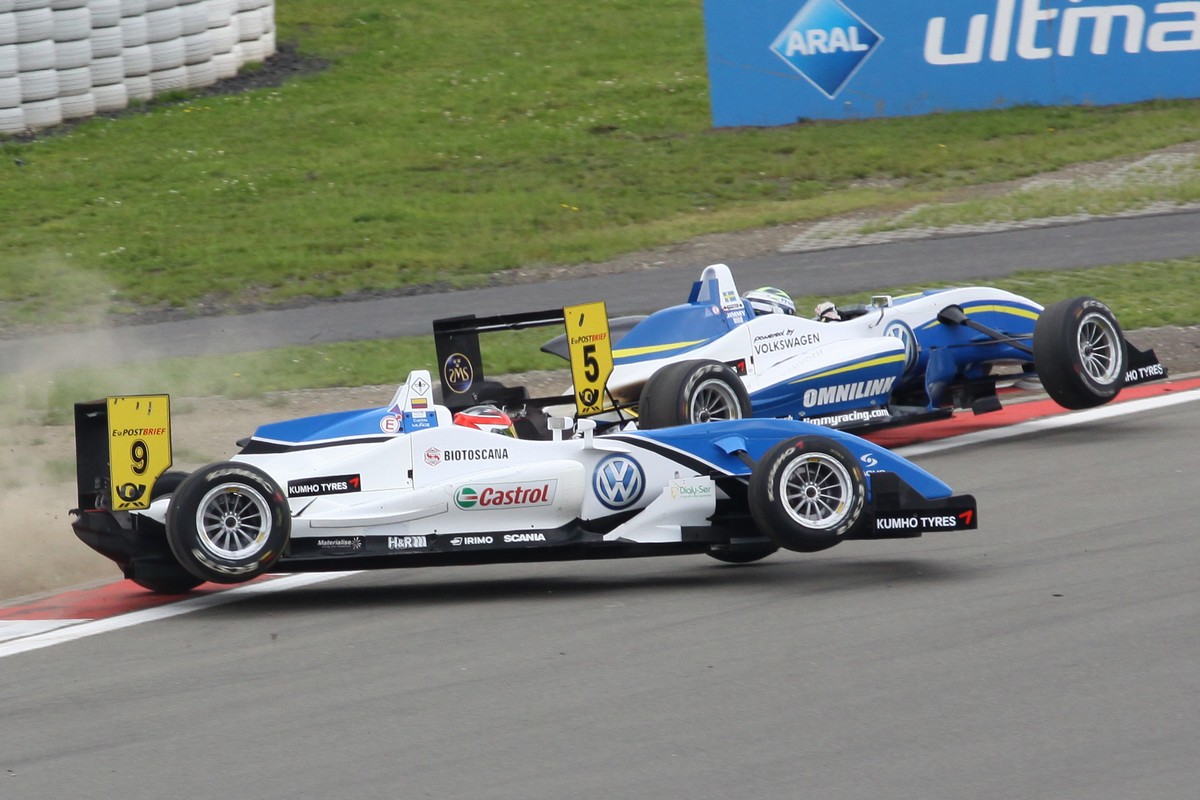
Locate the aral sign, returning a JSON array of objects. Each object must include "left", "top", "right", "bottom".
[{"left": 704, "top": 0, "right": 1200, "bottom": 125}]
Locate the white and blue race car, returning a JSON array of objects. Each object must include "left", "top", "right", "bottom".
[
  {"left": 71, "top": 365, "right": 977, "bottom": 595},
  {"left": 452, "top": 263, "right": 1165, "bottom": 432}
]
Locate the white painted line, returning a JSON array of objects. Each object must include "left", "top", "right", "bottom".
[
  {"left": 0, "top": 620, "right": 91, "bottom": 644},
  {"left": 896, "top": 388, "right": 1200, "bottom": 458},
  {"left": 0, "top": 571, "right": 358, "bottom": 660}
]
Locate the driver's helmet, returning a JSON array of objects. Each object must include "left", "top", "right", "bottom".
[
  {"left": 744, "top": 287, "right": 797, "bottom": 317},
  {"left": 452, "top": 404, "right": 517, "bottom": 437}
]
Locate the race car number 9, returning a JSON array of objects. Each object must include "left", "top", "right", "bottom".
[
  {"left": 107, "top": 395, "right": 173, "bottom": 511},
  {"left": 129, "top": 440, "right": 149, "bottom": 474},
  {"left": 563, "top": 301, "right": 613, "bottom": 416}
]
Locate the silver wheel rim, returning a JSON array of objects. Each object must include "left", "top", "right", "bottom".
[
  {"left": 194, "top": 483, "right": 271, "bottom": 560},
  {"left": 778, "top": 453, "right": 853, "bottom": 530},
  {"left": 1077, "top": 311, "right": 1121, "bottom": 385},
  {"left": 688, "top": 378, "right": 742, "bottom": 423}
]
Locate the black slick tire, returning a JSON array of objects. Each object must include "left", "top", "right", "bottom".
[
  {"left": 637, "top": 360, "right": 751, "bottom": 429},
  {"left": 748, "top": 436, "right": 868, "bottom": 553},
  {"left": 131, "top": 471, "right": 205, "bottom": 594},
  {"left": 706, "top": 543, "right": 780, "bottom": 563},
  {"left": 165, "top": 461, "right": 291, "bottom": 585},
  {"left": 1033, "top": 296, "right": 1126, "bottom": 409}
]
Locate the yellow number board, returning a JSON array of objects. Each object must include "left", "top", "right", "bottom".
[
  {"left": 107, "top": 395, "right": 172, "bottom": 511},
  {"left": 563, "top": 301, "right": 613, "bottom": 417}
]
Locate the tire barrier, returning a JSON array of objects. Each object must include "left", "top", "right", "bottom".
[{"left": 0, "top": 0, "right": 275, "bottom": 134}]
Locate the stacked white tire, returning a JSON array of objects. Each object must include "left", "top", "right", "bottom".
[
  {"left": 205, "top": 0, "right": 233, "bottom": 79},
  {"left": 178, "top": 0, "right": 212, "bottom": 89},
  {"left": 88, "top": 0, "right": 124, "bottom": 110},
  {"left": 232, "top": 0, "right": 264, "bottom": 67},
  {"left": 120, "top": 0, "right": 150, "bottom": 101},
  {"left": 0, "top": 0, "right": 275, "bottom": 134},
  {"left": 53, "top": 0, "right": 94, "bottom": 119},
  {"left": 0, "top": 2, "right": 23, "bottom": 133},
  {"left": 13, "top": 0, "right": 61, "bottom": 129}
]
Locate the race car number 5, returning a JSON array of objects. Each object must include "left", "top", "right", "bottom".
[
  {"left": 582, "top": 344, "right": 600, "bottom": 382},
  {"left": 564, "top": 301, "right": 613, "bottom": 417}
]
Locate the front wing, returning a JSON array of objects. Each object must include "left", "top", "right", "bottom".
[{"left": 856, "top": 471, "right": 978, "bottom": 539}]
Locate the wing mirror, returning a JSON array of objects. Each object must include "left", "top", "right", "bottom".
[
  {"left": 937, "top": 304, "right": 968, "bottom": 326},
  {"left": 867, "top": 295, "right": 894, "bottom": 328},
  {"left": 575, "top": 418, "right": 598, "bottom": 446},
  {"left": 548, "top": 416, "right": 574, "bottom": 442}
]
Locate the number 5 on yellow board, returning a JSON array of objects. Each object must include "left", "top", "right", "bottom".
[
  {"left": 106, "top": 395, "right": 172, "bottom": 511},
  {"left": 563, "top": 302, "right": 613, "bottom": 417}
]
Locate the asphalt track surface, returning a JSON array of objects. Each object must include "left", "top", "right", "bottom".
[
  {"left": 3, "top": 208, "right": 1200, "bottom": 373},
  {"left": 3, "top": 393, "right": 1199, "bottom": 800}
]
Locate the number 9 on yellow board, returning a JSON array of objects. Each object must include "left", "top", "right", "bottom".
[{"left": 107, "top": 395, "right": 172, "bottom": 511}]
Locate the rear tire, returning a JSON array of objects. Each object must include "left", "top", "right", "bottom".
[
  {"left": 638, "top": 360, "right": 751, "bottom": 429},
  {"left": 131, "top": 471, "right": 204, "bottom": 595},
  {"left": 1033, "top": 297, "right": 1126, "bottom": 409},
  {"left": 166, "top": 462, "right": 290, "bottom": 585},
  {"left": 131, "top": 572, "right": 205, "bottom": 595},
  {"left": 748, "top": 436, "right": 868, "bottom": 553},
  {"left": 151, "top": 471, "right": 189, "bottom": 499},
  {"left": 706, "top": 542, "right": 779, "bottom": 563}
]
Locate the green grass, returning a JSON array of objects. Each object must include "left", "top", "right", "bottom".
[
  {"left": 2, "top": 0, "right": 1199, "bottom": 329},
  {"left": 5, "top": 256, "right": 1196, "bottom": 425}
]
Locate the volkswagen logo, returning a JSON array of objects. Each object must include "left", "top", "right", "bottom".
[
  {"left": 884, "top": 320, "right": 918, "bottom": 377},
  {"left": 593, "top": 454, "right": 645, "bottom": 510}
]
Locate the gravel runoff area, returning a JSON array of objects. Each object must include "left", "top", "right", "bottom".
[{"left": 780, "top": 142, "right": 1200, "bottom": 252}]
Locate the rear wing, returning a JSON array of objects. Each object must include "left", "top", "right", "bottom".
[
  {"left": 433, "top": 309, "right": 565, "bottom": 412},
  {"left": 74, "top": 395, "right": 173, "bottom": 512},
  {"left": 432, "top": 303, "right": 624, "bottom": 421}
]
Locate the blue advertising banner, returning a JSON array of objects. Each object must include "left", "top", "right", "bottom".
[{"left": 704, "top": 0, "right": 1200, "bottom": 125}]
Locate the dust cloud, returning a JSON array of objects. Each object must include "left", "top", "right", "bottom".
[
  {"left": 0, "top": 260, "right": 284, "bottom": 602},
  {"left": 0, "top": 353, "right": 394, "bottom": 602}
]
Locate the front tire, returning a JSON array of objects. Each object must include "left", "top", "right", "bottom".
[
  {"left": 166, "top": 461, "right": 291, "bottom": 585},
  {"left": 638, "top": 360, "right": 751, "bottom": 429},
  {"left": 1033, "top": 296, "right": 1126, "bottom": 409},
  {"left": 748, "top": 436, "right": 868, "bottom": 553}
]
